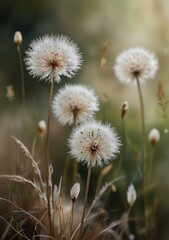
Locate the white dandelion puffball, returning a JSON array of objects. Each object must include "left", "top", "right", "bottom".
[
  {"left": 52, "top": 84, "right": 99, "bottom": 125},
  {"left": 114, "top": 47, "right": 158, "bottom": 87},
  {"left": 127, "top": 183, "right": 137, "bottom": 206},
  {"left": 68, "top": 121, "right": 121, "bottom": 167},
  {"left": 25, "top": 34, "right": 82, "bottom": 83},
  {"left": 148, "top": 128, "right": 160, "bottom": 145}
]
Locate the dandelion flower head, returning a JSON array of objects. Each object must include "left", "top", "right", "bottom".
[
  {"left": 114, "top": 47, "right": 158, "bottom": 87},
  {"left": 25, "top": 34, "right": 82, "bottom": 83},
  {"left": 68, "top": 121, "right": 121, "bottom": 167},
  {"left": 52, "top": 84, "right": 99, "bottom": 125}
]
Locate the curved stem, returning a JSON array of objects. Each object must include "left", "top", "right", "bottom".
[
  {"left": 45, "top": 79, "right": 54, "bottom": 236},
  {"left": 78, "top": 162, "right": 92, "bottom": 240}
]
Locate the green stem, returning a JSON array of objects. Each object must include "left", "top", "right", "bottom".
[
  {"left": 78, "top": 162, "right": 92, "bottom": 240},
  {"left": 45, "top": 79, "right": 54, "bottom": 236}
]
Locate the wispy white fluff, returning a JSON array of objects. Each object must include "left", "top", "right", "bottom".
[
  {"left": 68, "top": 121, "right": 121, "bottom": 167},
  {"left": 25, "top": 34, "right": 82, "bottom": 83},
  {"left": 114, "top": 47, "right": 158, "bottom": 87},
  {"left": 52, "top": 84, "right": 99, "bottom": 125}
]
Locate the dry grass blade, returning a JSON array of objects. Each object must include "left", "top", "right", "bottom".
[
  {"left": 90, "top": 219, "right": 123, "bottom": 240},
  {"left": 0, "top": 175, "right": 47, "bottom": 203},
  {"left": 86, "top": 176, "right": 124, "bottom": 219},
  {"left": 0, "top": 215, "right": 30, "bottom": 240},
  {"left": 11, "top": 136, "right": 45, "bottom": 193},
  {"left": 70, "top": 176, "right": 124, "bottom": 240},
  {"left": 0, "top": 197, "right": 48, "bottom": 234}
]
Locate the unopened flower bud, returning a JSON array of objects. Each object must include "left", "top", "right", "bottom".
[
  {"left": 127, "top": 183, "right": 137, "bottom": 206},
  {"left": 121, "top": 101, "right": 129, "bottom": 118},
  {"left": 70, "top": 182, "right": 80, "bottom": 203},
  {"left": 14, "top": 31, "right": 23, "bottom": 46},
  {"left": 38, "top": 120, "right": 46, "bottom": 136},
  {"left": 148, "top": 128, "right": 160, "bottom": 146}
]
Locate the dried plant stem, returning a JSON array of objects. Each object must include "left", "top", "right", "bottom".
[
  {"left": 73, "top": 118, "right": 78, "bottom": 184},
  {"left": 136, "top": 77, "right": 149, "bottom": 235},
  {"left": 117, "top": 117, "right": 126, "bottom": 173},
  {"left": 16, "top": 46, "right": 27, "bottom": 145},
  {"left": 149, "top": 145, "right": 154, "bottom": 185},
  {"left": 45, "top": 78, "right": 54, "bottom": 236},
  {"left": 136, "top": 77, "right": 147, "bottom": 166},
  {"left": 119, "top": 205, "right": 132, "bottom": 239},
  {"left": 69, "top": 201, "right": 75, "bottom": 237},
  {"left": 78, "top": 162, "right": 92, "bottom": 240}
]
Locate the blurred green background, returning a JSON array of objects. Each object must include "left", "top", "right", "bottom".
[{"left": 1, "top": 0, "right": 169, "bottom": 239}]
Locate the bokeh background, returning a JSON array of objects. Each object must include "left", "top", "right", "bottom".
[{"left": 0, "top": 0, "right": 169, "bottom": 239}]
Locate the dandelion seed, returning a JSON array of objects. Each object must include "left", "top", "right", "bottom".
[
  {"left": 25, "top": 34, "right": 82, "bottom": 83},
  {"left": 52, "top": 84, "right": 99, "bottom": 125},
  {"left": 6, "top": 85, "right": 15, "bottom": 101},
  {"left": 114, "top": 47, "right": 158, "bottom": 87},
  {"left": 127, "top": 183, "right": 137, "bottom": 206},
  {"left": 70, "top": 182, "right": 80, "bottom": 202},
  {"left": 68, "top": 121, "right": 121, "bottom": 167},
  {"left": 14, "top": 31, "right": 23, "bottom": 46},
  {"left": 148, "top": 128, "right": 160, "bottom": 145}
]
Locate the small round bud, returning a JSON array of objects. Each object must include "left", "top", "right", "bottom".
[
  {"left": 14, "top": 31, "right": 23, "bottom": 46},
  {"left": 38, "top": 120, "right": 46, "bottom": 136},
  {"left": 127, "top": 183, "right": 137, "bottom": 206},
  {"left": 121, "top": 101, "right": 129, "bottom": 118},
  {"left": 70, "top": 182, "right": 80, "bottom": 203},
  {"left": 148, "top": 128, "right": 160, "bottom": 146}
]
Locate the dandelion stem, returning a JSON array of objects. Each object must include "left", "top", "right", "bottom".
[
  {"left": 17, "top": 45, "right": 27, "bottom": 145},
  {"left": 149, "top": 145, "right": 154, "bottom": 186},
  {"left": 45, "top": 78, "right": 54, "bottom": 236},
  {"left": 136, "top": 77, "right": 147, "bottom": 164},
  {"left": 136, "top": 77, "right": 148, "bottom": 235},
  {"left": 70, "top": 201, "right": 75, "bottom": 237},
  {"left": 78, "top": 162, "right": 92, "bottom": 240}
]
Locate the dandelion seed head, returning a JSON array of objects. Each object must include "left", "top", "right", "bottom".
[
  {"left": 114, "top": 47, "right": 158, "bottom": 87},
  {"left": 25, "top": 34, "right": 82, "bottom": 83},
  {"left": 68, "top": 121, "right": 121, "bottom": 167},
  {"left": 52, "top": 84, "right": 99, "bottom": 125},
  {"left": 127, "top": 183, "right": 137, "bottom": 206},
  {"left": 148, "top": 128, "right": 160, "bottom": 145}
]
